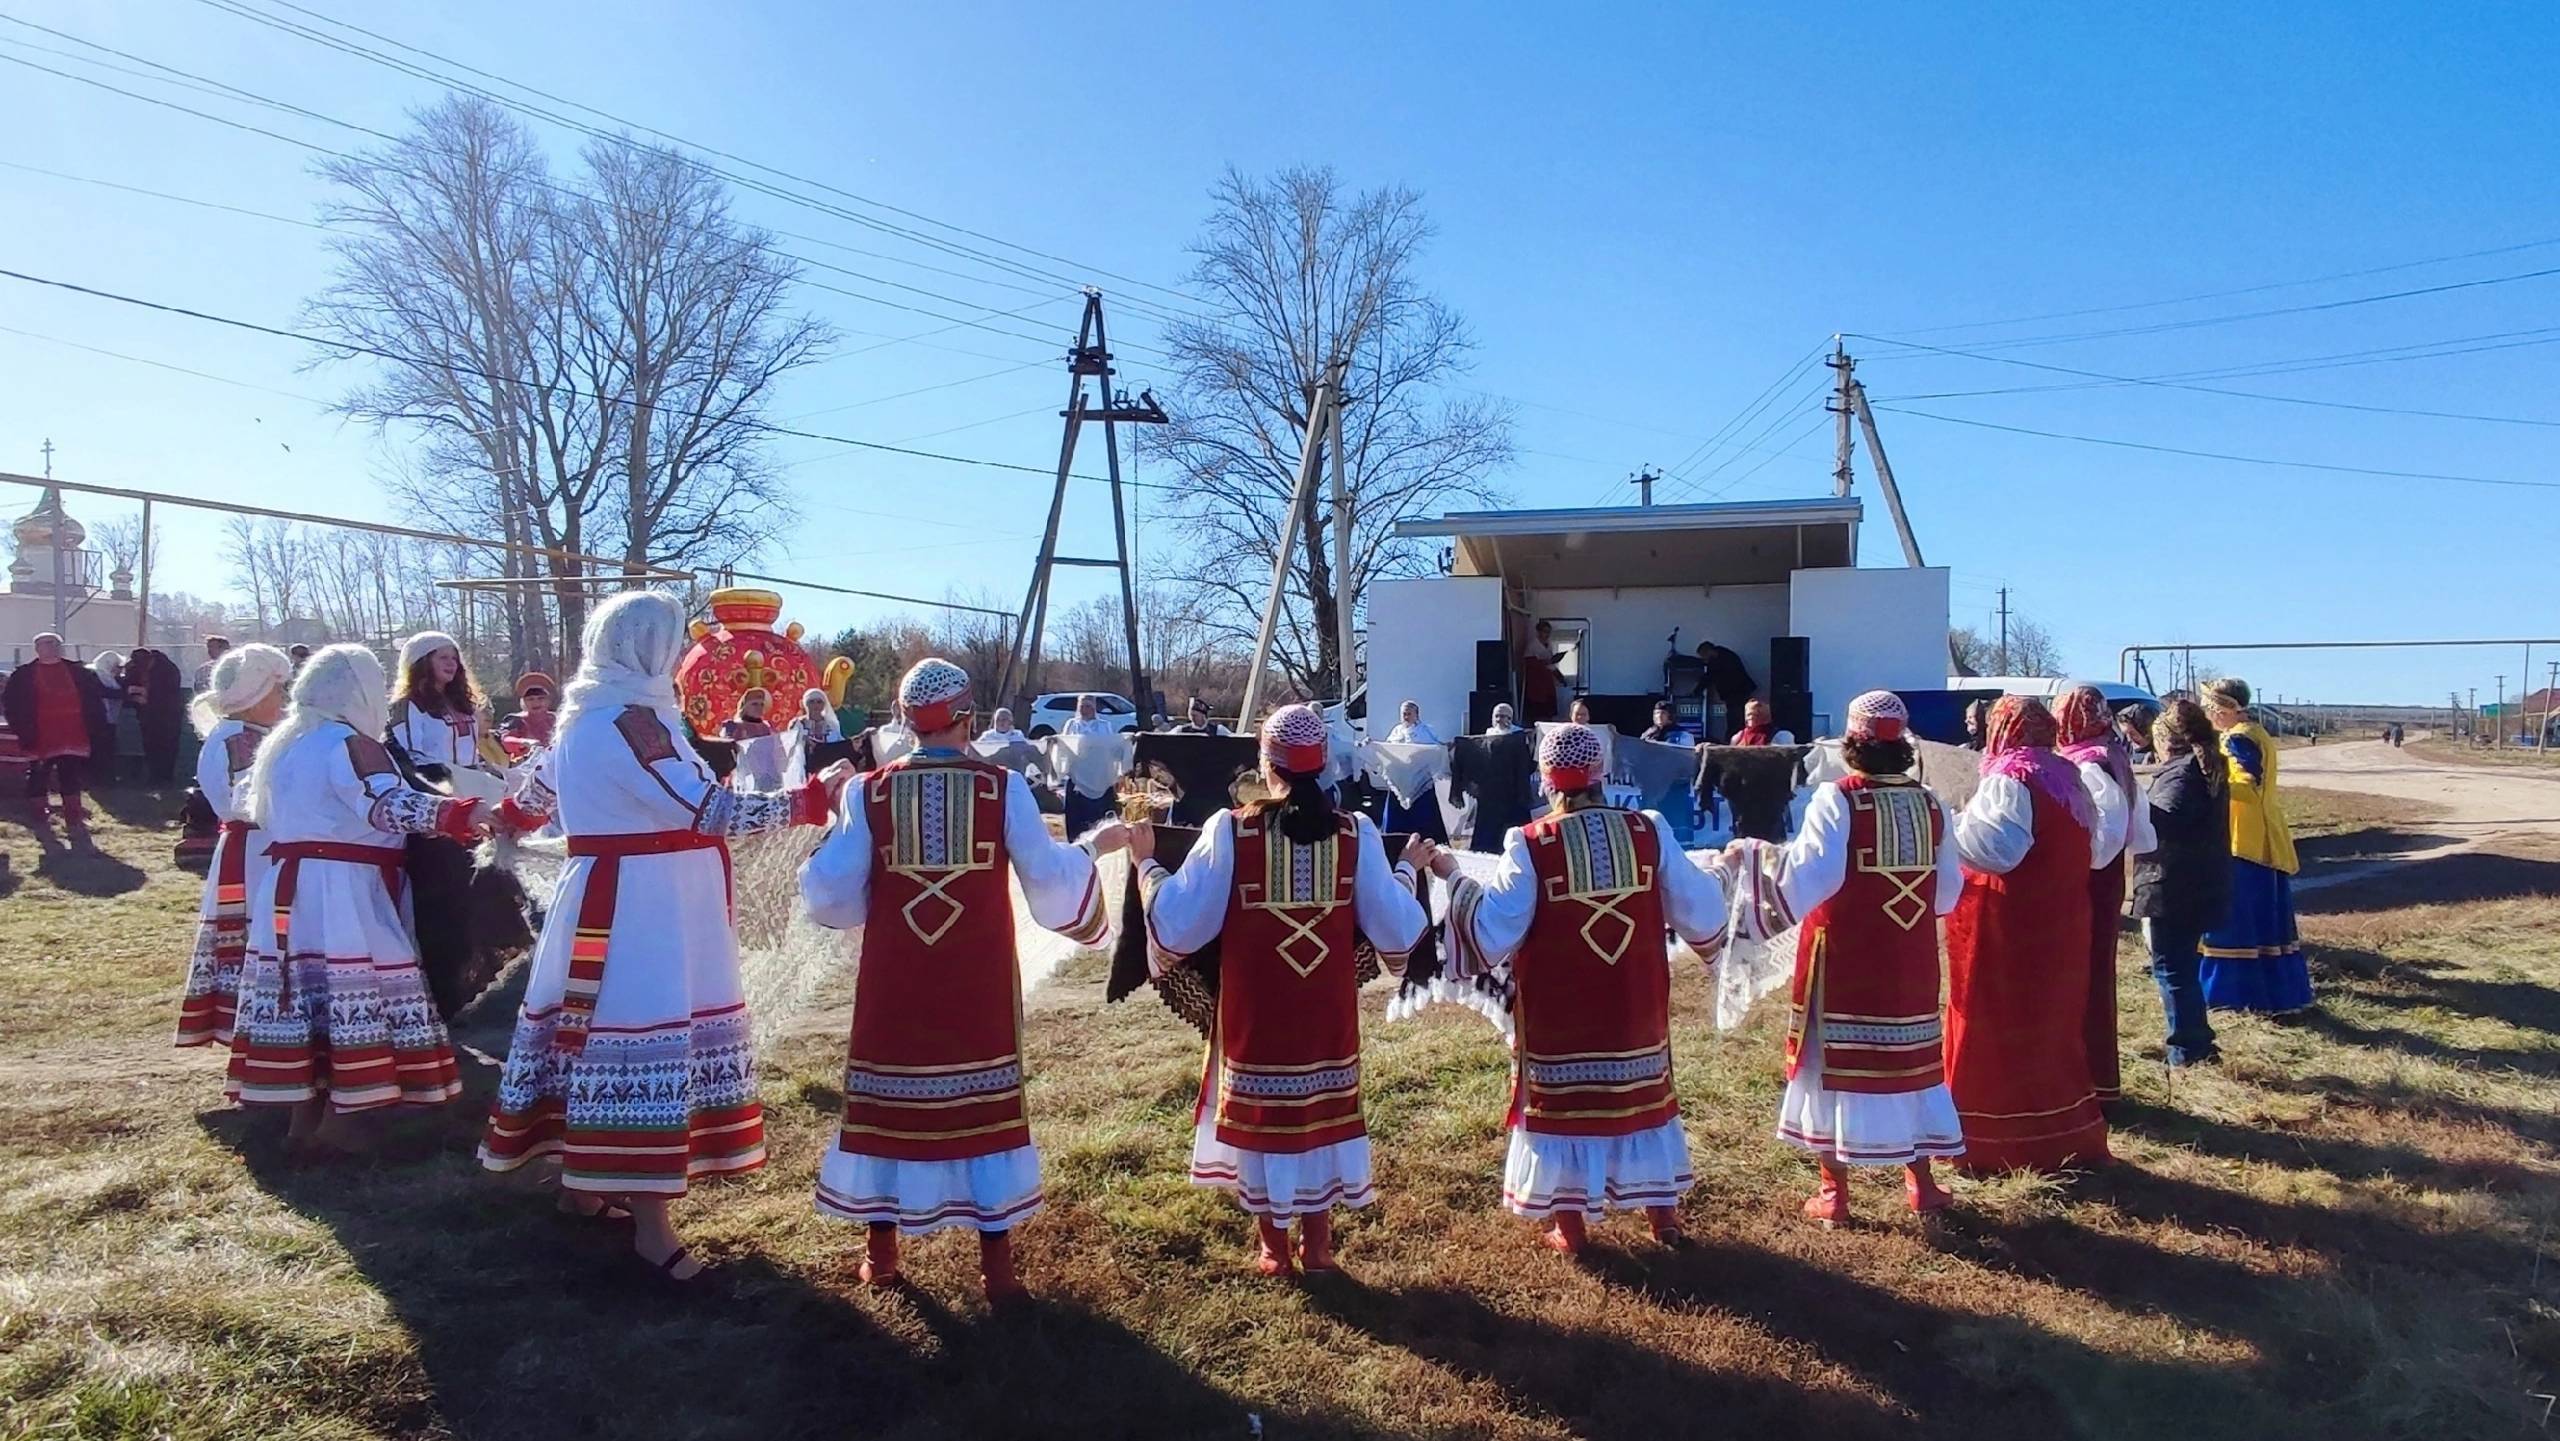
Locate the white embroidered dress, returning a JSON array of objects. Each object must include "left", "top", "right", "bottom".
[
  {"left": 175, "top": 717, "right": 269, "bottom": 1046},
  {"left": 479, "top": 705, "right": 812, "bottom": 1194},
  {"left": 1445, "top": 810, "right": 1728, "bottom": 1218}
]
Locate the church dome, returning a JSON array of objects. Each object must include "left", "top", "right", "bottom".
[{"left": 12, "top": 487, "right": 84, "bottom": 549}]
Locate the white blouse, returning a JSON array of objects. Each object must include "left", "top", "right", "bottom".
[
  {"left": 1138, "top": 810, "right": 1426, "bottom": 973},
  {"left": 1953, "top": 773, "right": 2114, "bottom": 876},
  {"left": 799, "top": 761, "right": 1104, "bottom": 938},
  {"left": 194, "top": 718, "right": 265, "bottom": 823}
]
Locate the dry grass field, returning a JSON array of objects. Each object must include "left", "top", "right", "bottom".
[{"left": 3, "top": 785, "right": 2557, "bottom": 1440}]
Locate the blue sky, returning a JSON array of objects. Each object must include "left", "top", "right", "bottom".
[{"left": 3, "top": 1, "right": 2554, "bottom": 705}]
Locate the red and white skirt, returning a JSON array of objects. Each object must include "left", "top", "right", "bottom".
[{"left": 1501, "top": 1117, "right": 1693, "bottom": 1218}]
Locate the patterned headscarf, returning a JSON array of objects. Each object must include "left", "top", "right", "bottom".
[
  {"left": 1845, "top": 689, "right": 1908, "bottom": 741},
  {"left": 2054, "top": 682, "right": 2136, "bottom": 808},
  {"left": 1261, "top": 703, "right": 1330, "bottom": 773},
  {"left": 898, "top": 658, "right": 973, "bottom": 733},
  {"left": 1979, "top": 694, "right": 2096, "bottom": 830},
  {"left": 1537, "top": 722, "right": 1606, "bottom": 791}
]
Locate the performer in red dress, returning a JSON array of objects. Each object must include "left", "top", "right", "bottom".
[
  {"left": 1134, "top": 705, "right": 1431, "bottom": 1277},
  {"left": 1433, "top": 722, "right": 1727, "bottom": 1255},
  {"left": 800, "top": 658, "right": 1125, "bottom": 1301},
  {"left": 1944, "top": 696, "right": 2110, "bottom": 1174},
  {"left": 2055, "top": 684, "right": 2138, "bottom": 1104},
  {"left": 1725, "top": 692, "right": 1964, "bottom": 1225}
]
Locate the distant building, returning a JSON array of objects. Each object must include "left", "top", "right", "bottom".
[{"left": 4, "top": 485, "right": 138, "bottom": 663}]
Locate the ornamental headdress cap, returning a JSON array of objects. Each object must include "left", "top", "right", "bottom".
[
  {"left": 898, "top": 657, "right": 974, "bottom": 733},
  {"left": 1538, "top": 722, "right": 1606, "bottom": 791},
  {"left": 1845, "top": 689, "right": 1908, "bottom": 742},
  {"left": 1261, "top": 703, "right": 1330, "bottom": 773}
]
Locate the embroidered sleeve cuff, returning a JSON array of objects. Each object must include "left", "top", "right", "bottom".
[
  {"left": 1442, "top": 877, "right": 1488, "bottom": 979},
  {"left": 432, "top": 797, "right": 483, "bottom": 844}
]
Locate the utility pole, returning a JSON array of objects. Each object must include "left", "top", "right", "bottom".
[
  {"left": 999, "top": 291, "right": 1167, "bottom": 711},
  {"left": 1329, "top": 382, "right": 1356, "bottom": 704},
  {"left": 1239, "top": 357, "right": 1347, "bottom": 725},
  {"left": 2495, "top": 675, "right": 2507, "bottom": 747},
  {"left": 2469, "top": 687, "right": 2478, "bottom": 743},
  {"left": 1630, "top": 465, "right": 1658, "bottom": 508},
  {"left": 1996, "top": 587, "right": 2012, "bottom": 674},
  {"left": 1828, "top": 342, "right": 1855, "bottom": 498},
  {"left": 2542, "top": 659, "right": 2558, "bottom": 757}
]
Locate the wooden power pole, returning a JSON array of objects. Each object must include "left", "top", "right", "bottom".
[
  {"left": 1239, "top": 357, "right": 1348, "bottom": 726},
  {"left": 999, "top": 291, "right": 1167, "bottom": 711}
]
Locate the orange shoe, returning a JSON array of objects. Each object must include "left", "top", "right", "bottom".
[
  {"left": 1298, "top": 1210, "right": 1338, "bottom": 1273},
  {"left": 1905, "top": 1160, "right": 1953, "bottom": 1215},
  {"left": 979, "top": 1228, "right": 1026, "bottom": 1304},
  {"left": 1803, "top": 1163, "right": 1851, "bottom": 1229},
  {"left": 859, "top": 1222, "right": 902, "bottom": 1287},
  {"left": 1541, "top": 1211, "right": 1589, "bottom": 1256},
  {"left": 1254, "top": 1216, "right": 1296, "bottom": 1278}
]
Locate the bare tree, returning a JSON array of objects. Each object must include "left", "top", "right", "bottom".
[
  {"left": 311, "top": 96, "right": 827, "bottom": 673},
  {"left": 223, "top": 517, "right": 310, "bottom": 634},
  {"left": 1138, "top": 166, "right": 1512, "bottom": 698},
  {"left": 92, "top": 515, "right": 144, "bottom": 580},
  {"left": 1950, "top": 618, "right": 2068, "bottom": 679}
]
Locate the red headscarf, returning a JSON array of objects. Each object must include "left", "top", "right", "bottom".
[
  {"left": 2054, "top": 683, "right": 2135, "bottom": 812},
  {"left": 1979, "top": 695, "right": 2096, "bottom": 830}
]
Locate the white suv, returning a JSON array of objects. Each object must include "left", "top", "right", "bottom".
[{"left": 1023, "top": 691, "right": 1143, "bottom": 738}]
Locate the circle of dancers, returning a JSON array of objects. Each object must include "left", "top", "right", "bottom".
[{"left": 169, "top": 603, "right": 2306, "bottom": 1297}]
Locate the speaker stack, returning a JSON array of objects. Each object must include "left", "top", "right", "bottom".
[{"left": 1768, "top": 636, "right": 1813, "bottom": 741}]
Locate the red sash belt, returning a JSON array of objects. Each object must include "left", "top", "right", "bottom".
[
  {"left": 556, "top": 828, "right": 730, "bottom": 1053},
  {"left": 266, "top": 841, "right": 407, "bottom": 1007},
  {"left": 211, "top": 820, "right": 256, "bottom": 962}
]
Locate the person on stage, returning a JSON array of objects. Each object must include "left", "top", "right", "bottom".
[
  {"left": 479, "top": 594, "right": 845, "bottom": 1282},
  {"left": 1169, "top": 696, "right": 1230, "bottom": 735},
  {"left": 1056, "top": 692, "right": 1123, "bottom": 837},
  {"left": 1723, "top": 692, "right": 1963, "bottom": 1224},
  {"left": 498, "top": 671, "right": 557, "bottom": 748},
  {"left": 227, "top": 645, "right": 486, "bottom": 1156},
  {"left": 800, "top": 659, "right": 1126, "bottom": 1301},
  {"left": 1943, "top": 696, "right": 2109, "bottom": 1174},
  {"left": 2197, "top": 678, "right": 2310, "bottom": 1014},
  {"left": 1640, "top": 701, "right": 1694, "bottom": 747},
  {"left": 1731, "top": 698, "right": 1794, "bottom": 746},
  {"left": 2055, "top": 684, "right": 2138, "bottom": 1104},
  {"left": 3, "top": 632, "right": 110, "bottom": 834},
  {"left": 1386, "top": 700, "right": 1440, "bottom": 746},
  {"left": 175, "top": 643, "right": 293, "bottom": 1051},
  {"left": 1427, "top": 722, "right": 1724, "bottom": 1254},
  {"left": 1132, "top": 704, "right": 1430, "bottom": 1276}
]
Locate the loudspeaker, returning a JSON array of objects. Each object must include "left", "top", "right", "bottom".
[
  {"left": 1773, "top": 688, "right": 1813, "bottom": 743},
  {"left": 1475, "top": 639, "right": 1511, "bottom": 694},
  {"left": 1768, "top": 636, "right": 1811, "bottom": 697},
  {"left": 1468, "top": 689, "right": 1503, "bottom": 734}
]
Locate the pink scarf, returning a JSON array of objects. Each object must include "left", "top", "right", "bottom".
[{"left": 1980, "top": 695, "right": 2097, "bottom": 832}]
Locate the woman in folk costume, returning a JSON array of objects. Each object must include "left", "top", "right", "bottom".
[
  {"left": 2197, "top": 678, "right": 2310, "bottom": 1013},
  {"left": 386, "top": 631, "right": 505, "bottom": 790},
  {"left": 227, "top": 645, "right": 487, "bottom": 1154},
  {"left": 800, "top": 659, "right": 1126, "bottom": 1301},
  {"left": 478, "top": 594, "right": 845, "bottom": 1282},
  {"left": 1723, "top": 693, "right": 1963, "bottom": 1225},
  {"left": 2054, "top": 684, "right": 2140, "bottom": 1104},
  {"left": 175, "top": 644, "right": 295, "bottom": 1050},
  {"left": 1430, "top": 722, "right": 1726, "bottom": 1255},
  {"left": 497, "top": 671, "right": 557, "bottom": 750},
  {"left": 1131, "top": 705, "right": 1431, "bottom": 1277},
  {"left": 1943, "top": 695, "right": 2110, "bottom": 1174}
]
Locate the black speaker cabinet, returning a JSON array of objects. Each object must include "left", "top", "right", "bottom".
[
  {"left": 1475, "top": 639, "right": 1511, "bottom": 694},
  {"left": 1768, "top": 635, "right": 1811, "bottom": 696}
]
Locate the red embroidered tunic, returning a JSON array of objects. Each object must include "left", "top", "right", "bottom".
[
  {"left": 1205, "top": 811, "right": 1369, "bottom": 1155},
  {"left": 840, "top": 754, "right": 1037, "bottom": 1163},
  {"left": 1511, "top": 807, "right": 1678, "bottom": 1138},
  {"left": 1787, "top": 774, "right": 1948, "bottom": 1096}
]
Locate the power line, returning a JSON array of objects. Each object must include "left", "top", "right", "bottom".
[
  {"left": 0, "top": 26, "right": 1170, "bottom": 360},
  {"left": 1857, "top": 264, "right": 2560, "bottom": 357},
  {"left": 1890, "top": 235, "right": 2560, "bottom": 337},
  {"left": 1872, "top": 404, "right": 2560, "bottom": 493},
  {"left": 1658, "top": 337, "right": 1832, "bottom": 484},
  {"left": 0, "top": 264, "right": 1187, "bottom": 495},
  {"left": 1873, "top": 326, "right": 2560, "bottom": 402},
  {"left": 0, "top": 156, "right": 329, "bottom": 230},
  {"left": 170, "top": 0, "right": 1203, "bottom": 330},
  {"left": 231, "top": 0, "right": 1208, "bottom": 315},
  {"left": 1851, "top": 333, "right": 2560, "bottom": 428},
  {"left": 1659, "top": 383, "right": 1828, "bottom": 502}
]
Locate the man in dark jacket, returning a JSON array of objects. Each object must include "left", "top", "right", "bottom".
[
  {"left": 2129, "top": 704, "right": 2234, "bottom": 1067},
  {"left": 122, "top": 647, "right": 186, "bottom": 783},
  {"left": 4, "top": 632, "right": 113, "bottom": 831},
  {"left": 1694, "top": 639, "right": 1756, "bottom": 742}
]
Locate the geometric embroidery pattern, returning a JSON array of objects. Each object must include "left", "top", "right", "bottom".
[
  {"left": 1537, "top": 809, "right": 1655, "bottom": 964},
  {"left": 879, "top": 764, "right": 1000, "bottom": 945},
  {"left": 1525, "top": 1047, "right": 1670, "bottom": 1087},
  {"left": 1853, "top": 782, "right": 1938, "bottom": 931},
  {"left": 1238, "top": 815, "right": 1349, "bottom": 979}
]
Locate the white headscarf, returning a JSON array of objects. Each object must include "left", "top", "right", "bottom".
[
  {"left": 244, "top": 643, "right": 389, "bottom": 827},
  {"left": 796, "top": 686, "right": 842, "bottom": 741},
  {"left": 190, "top": 642, "right": 293, "bottom": 737},
  {"left": 93, "top": 651, "right": 122, "bottom": 689},
  {"left": 555, "top": 591, "right": 688, "bottom": 739}
]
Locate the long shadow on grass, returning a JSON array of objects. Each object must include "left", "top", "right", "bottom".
[
  {"left": 2111, "top": 1098, "right": 2552, "bottom": 1194},
  {"left": 2288, "top": 1006, "right": 2560, "bottom": 1077},
  {"left": 2251, "top": 1068, "right": 2560, "bottom": 1149},
  {"left": 202, "top": 1088, "right": 1296, "bottom": 1440},
  {"left": 2304, "top": 940, "right": 2560, "bottom": 1045},
  {"left": 2296, "top": 850, "right": 2560, "bottom": 913},
  {"left": 1305, "top": 1270, "right": 1915, "bottom": 1441},
  {"left": 33, "top": 836, "right": 148, "bottom": 896}
]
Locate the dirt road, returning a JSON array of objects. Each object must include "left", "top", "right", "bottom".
[{"left": 2283, "top": 736, "right": 2560, "bottom": 846}]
